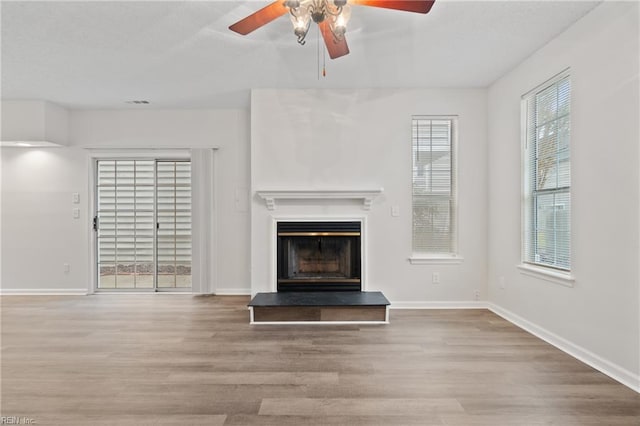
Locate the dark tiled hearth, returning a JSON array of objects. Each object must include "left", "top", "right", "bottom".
[{"left": 248, "top": 291, "right": 390, "bottom": 324}]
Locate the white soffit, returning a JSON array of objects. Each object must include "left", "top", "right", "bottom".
[
  {"left": 0, "top": 141, "right": 63, "bottom": 148},
  {"left": 1, "top": 101, "right": 69, "bottom": 146}
]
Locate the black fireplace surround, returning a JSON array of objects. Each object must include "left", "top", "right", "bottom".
[{"left": 277, "top": 221, "right": 361, "bottom": 292}]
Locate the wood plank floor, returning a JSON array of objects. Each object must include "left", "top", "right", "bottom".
[{"left": 1, "top": 295, "right": 638, "bottom": 425}]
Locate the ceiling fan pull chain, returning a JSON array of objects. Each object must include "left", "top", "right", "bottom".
[
  {"left": 317, "top": 24, "right": 320, "bottom": 80},
  {"left": 323, "top": 42, "right": 327, "bottom": 77}
]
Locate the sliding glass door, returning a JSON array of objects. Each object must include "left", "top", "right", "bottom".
[
  {"left": 156, "top": 161, "right": 192, "bottom": 289},
  {"left": 95, "top": 159, "right": 192, "bottom": 291}
]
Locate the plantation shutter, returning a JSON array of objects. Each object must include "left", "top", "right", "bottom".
[
  {"left": 96, "top": 160, "right": 155, "bottom": 289},
  {"left": 523, "top": 73, "right": 571, "bottom": 270},
  {"left": 156, "top": 161, "right": 192, "bottom": 288},
  {"left": 412, "top": 117, "right": 456, "bottom": 254},
  {"left": 96, "top": 159, "right": 192, "bottom": 290}
]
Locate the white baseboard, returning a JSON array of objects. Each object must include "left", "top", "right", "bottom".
[
  {"left": 214, "top": 288, "right": 252, "bottom": 296},
  {"left": 390, "top": 300, "right": 487, "bottom": 309},
  {"left": 489, "top": 303, "right": 640, "bottom": 394},
  {"left": 0, "top": 288, "right": 88, "bottom": 296},
  {"left": 0, "top": 288, "right": 252, "bottom": 296},
  {"left": 250, "top": 320, "right": 389, "bottom": 325}
]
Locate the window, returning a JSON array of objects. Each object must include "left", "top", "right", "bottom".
[
  {"left": 522, "top": 71, "right": 571, "bottom": 272},
  {"left": 411, "top": 116, "right": 457, "bottom": 256}
]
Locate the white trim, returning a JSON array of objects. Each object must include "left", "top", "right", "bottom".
[
  {"left": 517, "top": 263, "right": 575, "bottom": 287},
  {"left": 522, "top": 67, "right": 571, "bottom": 99},
  {"left": 191, "top": 148, "right": 217, "bottom": 295},
  {"left": 88, "top": 150, "right": 208, "bottom": 294},
  {"left": 256, "top": 189, "right": 383, "bottom": 211},
  {"left": 408, "top": 255, "right": 464, "bottom": 265},
  {"left": 86, "top": 148, "right": 192, "bottom": 159},
  {"left": 215, "top": 288, "right": 251, "bottom": 296},
  {"left": 521, "top": 69, "right": 572, "bottom": 274},
  {"left": 248, "top": 306, "right": 390, "bottom": 325},
  {"left": 411, "top": 116, "right": 459, "bottom": 255},
  {"left": 93, "top": 291, "right": 190, "bottom": 295},
  {"left": 269, "top": 215, "right": 367, "bottom": 293},
  {"left": 211, "top": 150, "right": 219, "bottom": 295},
  {"left": 390, "top": 301, "right": 487, "bottom": 309},
  {"left": 87, "top": 154, "right": 96, "bottom": 295},
  {"left": 0, "top": 288, "right": 88, "bottom": 296},
  {"left": 251, "top": 320, "right": 389, "bottom": 325},
  {"left": 489, "top": 303, "right": 640, "bottom": 394},
  {"left": 0, "top": 141, "right": 62, "bottom": 148}
]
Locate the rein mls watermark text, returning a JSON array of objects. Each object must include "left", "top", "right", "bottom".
[{"left": 0, "top": 417, "right": 36, "bottom": 425}]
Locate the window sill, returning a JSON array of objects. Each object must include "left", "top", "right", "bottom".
[
  {"left": 517, "top": 264, "right": 575, "bottom": 287},
  {"left": 409, "top": 255, "right": 464, "bottom": 265}
]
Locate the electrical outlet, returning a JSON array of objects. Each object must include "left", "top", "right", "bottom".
[
  {"left": 499, "top": 276, "right": 506, "bottom": 289},
  {"left": 72, "top": 208, "right": 80, "bottom": 219},
  {"left": 474, "top": 290, "right": 480, "bottom": 300},
  {"left": 432, "top": 272, "right": 440, "bottom": 284},
  {"left": 72, "top": 192, "right": 80, "bottom": 204},
  {"left": 63, "top": 263, "right": 70, "bottom": 273},
  {"left": 391, "top": 206, "right": 400, "bottom": 217}
]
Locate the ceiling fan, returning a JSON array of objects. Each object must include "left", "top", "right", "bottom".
[{"left": 229, "top": 0, "right": 435, "bottom": 59}]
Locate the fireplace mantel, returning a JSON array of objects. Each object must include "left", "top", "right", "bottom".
[{"left": 256, "top": 189, "right": 383, "bottom": 211}]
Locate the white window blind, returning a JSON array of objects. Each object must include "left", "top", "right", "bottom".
[
  {"left": 523, "top": 72, "right": 571, "bottom": 271},
  {"left": 412, "top": 116, "right": 457, "bottom": 254}
]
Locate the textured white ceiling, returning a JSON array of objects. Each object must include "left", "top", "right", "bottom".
[{"left": 1, "top": 1, "right": 600, "bottom": 109}]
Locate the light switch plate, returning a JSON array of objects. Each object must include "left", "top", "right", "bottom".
[
  {"left": 391, "top": 206, "right": 400, "bottom": 217},
  {"left": 72, "top": 192, "right": 80, "bottom": 204}
]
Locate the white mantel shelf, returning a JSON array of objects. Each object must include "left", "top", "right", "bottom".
[{"left": 256, "top": 189, "right": 383, "bottom": 211}]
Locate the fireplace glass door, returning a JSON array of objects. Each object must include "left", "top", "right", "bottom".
[{"left": 277, "top": 222, "right": 361, "bottom": 292}]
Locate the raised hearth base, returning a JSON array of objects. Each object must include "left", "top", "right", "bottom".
[{"left": 248, "top": 291, "right": 390, "bottom": 324}]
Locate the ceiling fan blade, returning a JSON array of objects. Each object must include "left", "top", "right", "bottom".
[
  {"left": 229, "top": 1, "right": 290, "bottom": 35},
  {"left": 350, "top": 0, "right": 435, "bottom": 14},
  {"left": 319, "top": 21, "right": 350, "bottom": 59}
]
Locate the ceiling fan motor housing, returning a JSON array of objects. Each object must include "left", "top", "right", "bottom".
[{"left": 311, "top": 10, "right": 326, "bottom": 23}]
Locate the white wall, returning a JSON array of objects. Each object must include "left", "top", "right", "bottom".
[
  {"left": 251, "top": 89, "right": 488, "bottom": 304},
  {"left": 487, "top": 1, "right": 639, "bottom": 388},
  {"left": 1, "top": 147, "right": 89, "bottom": 292},
  {"left": 70, "top": 109, "right": 251, "bottom": 294},
  {"left": 1, "top": 108, "right": 251, "bottom": 294}
]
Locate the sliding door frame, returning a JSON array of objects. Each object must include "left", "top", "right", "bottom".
[{"left": 87, "top": 149, "right": 215, "bottom": 295}]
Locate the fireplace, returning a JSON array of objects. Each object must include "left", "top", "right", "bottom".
[{"left": 277, "top": 221, "right": 361, "bottom": 292}]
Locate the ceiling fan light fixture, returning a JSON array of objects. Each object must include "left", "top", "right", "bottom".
[
  {"left": 331, "top": 4, "right": 351, "bottom": 38},
  {"left": 290, "top": 8, "right": 311, "bottom": 43},
  {"left": 287, "top": 0, "right": 348, "bottom": 45}
]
